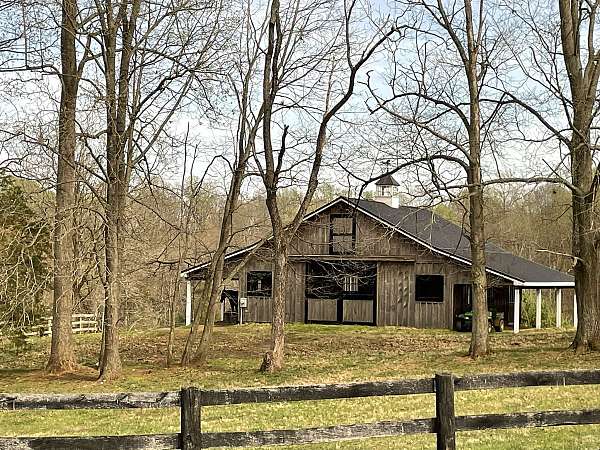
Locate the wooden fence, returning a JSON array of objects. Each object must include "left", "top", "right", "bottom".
[
  {"left": 1, "top": 369, "right": 600, "bottom": 449},
  {"left": 25, "top": 314, "right": 98, "bottom": 337}
]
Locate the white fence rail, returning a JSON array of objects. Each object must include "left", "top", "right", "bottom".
[{"left": 23, "top": 314, "right": 98, "bottom": 337}]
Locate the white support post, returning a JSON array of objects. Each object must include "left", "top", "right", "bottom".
[
  {"left": 221, "top": 299, "right": 225, "bottom": 322},
  {"left": 185, "top": 280, "right": 193, "bottom": 326},
  {"left": 573, "top": 292, "right": 578, "bottom": 328},
  {"left": 535, "top": 289, "right": 542, "bottom": 329},
  {"left": 513, "top": 288, "right": 521, "bottom": 334},
  {"left": 555, "top": 289, "right": 562, "bottom": 328}
]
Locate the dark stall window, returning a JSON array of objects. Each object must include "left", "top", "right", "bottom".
[
  {"left": 247, "top": 271, "right": 272, "bottom": 297},
  {"left": 305, "top": 262, "right": 341, "bottom": 299},
  {"left": 330, "top": 214, "right": 355, "bottom": 254},
  {"left": 415, "top": 275, "right": 444, "bottom": 302},
  {"left": 305, "top": 262, "right": 376, "bottom": 300},
  {"left": 344, "top": 265, "right": 376, "bottom": 300}
]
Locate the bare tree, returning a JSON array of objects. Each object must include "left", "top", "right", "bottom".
[
  {"left": 81, "top": 0, "right": 227, "bottom": 380},
  {"left": 47, "top": 0, "right": 87, "bottom": 374},
  {"left": 363, "top": 0, "right": 516, "bottom": 356},
  {"left": 181, "top": 2, "right": 266, "bottom": 365},
  {"left": 256, "top": 0, "right": 400, "bottom": 372},
  {"left": 501, "top": 0, "right": 600, "bottom": 352}
]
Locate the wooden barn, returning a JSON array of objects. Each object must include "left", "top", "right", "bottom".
[{"left": 182, "top": 177, "right": 575, "bottom": 333}]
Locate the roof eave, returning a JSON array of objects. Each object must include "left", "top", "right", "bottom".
[{"left": 514, "top": 281, "right": 575, "bottom": 288}]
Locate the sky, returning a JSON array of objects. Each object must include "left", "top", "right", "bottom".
[{"left": 0, "top": 0, "right": 589, "bottom": 206}]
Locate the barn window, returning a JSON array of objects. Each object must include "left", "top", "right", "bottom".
[
  {"left": 415, "top": 275, "right": 444, "bottom": 302},
  {"left": 343, "top": 275, "right": 359, "bottom": 292},
  {"left": 247, "top": 271, "right": 272, "bottom": 297},
  {"left": 330, "top": 214, "right": 355, "bottom": 254}
]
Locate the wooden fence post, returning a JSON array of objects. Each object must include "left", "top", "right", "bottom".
[
  {"left": 181, "top": 387, "right": 202, "bottom": 449},
  {"left": 435, "top": 373, "right": 456, "bottom": 450}
]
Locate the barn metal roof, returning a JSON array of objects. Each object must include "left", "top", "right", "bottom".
[{"left": 344, "top": 197, "right": 574, "bottom": 286}]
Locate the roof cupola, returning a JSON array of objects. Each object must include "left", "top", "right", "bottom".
[{"left": 374, "top": 173, "right": 400, "bottom": 207}]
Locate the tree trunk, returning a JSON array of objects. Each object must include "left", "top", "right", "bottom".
[
  {"left": 192, "top": 278, "right": 223, "bottom": 365},
  {"left": 572, "top": 230, "right": 600, "bottom": 352},
  {"left": 464, "top": 9, "right": 489, "bottom": 357},
  {"left": 570, "top": 123, "right": 600, "bottom": 352},
  {"left": 468, "top": 164, "right": 489, "bottom": 357},
  {"left": 260, "top": 237, "right": 287, "bottom": 372},
  {"left": 97, "top": 0, "right": 140, "bottom": 381},
  {"left": 181, "top": 282, "right": 205, "bottom": 364},
  {"left": 182, "top": 260, "right": 223, "bottom": 365},
  {"left": 98, "top": 174, "right": 124, "bottom": 380},
  {"left": 192, "top": 171, "right": 247, "bottom": 363},
  {"left": 47, "top": 0, "right": 79, "bottom": 374}
]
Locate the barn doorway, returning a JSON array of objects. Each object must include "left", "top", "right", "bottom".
[
  {"left": 453, "top": 284, "right": 472, "bottom": 317},
  {"left": 304, "top": 261, "right": 377, "bottom": 325},
  {"left": 220, "top": 279, "right": 240, "bottom": 324}
]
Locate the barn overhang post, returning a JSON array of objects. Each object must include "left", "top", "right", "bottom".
[
  {"left": 573, "top": 292, "right": 578, "bottom": 328},
  {"left": 535, "top": 289, "right": 543, "bottom": 329},
  {"left": 512, "top": 282, "right": 574, "bottom": 333},
  {"left": 513, "top": 288, "right": 521, "bottom": 334},
  {"left": 555, "top": 289, "right": 562, "bottom": 328},
  {"left": 221, "top": 297, "right": 225, "bottom": 322},
  {"left": 185, "top": 278, "right": 193, "bottom": 326}
]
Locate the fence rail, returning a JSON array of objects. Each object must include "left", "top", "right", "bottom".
[
  {"left": 1, "top": 369, "right": 599, "bottom": 449},
  {"left": 20, "top": 314, "right": 98, "bottom": 337}
]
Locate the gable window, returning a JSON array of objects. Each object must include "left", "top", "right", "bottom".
[
  {"left": 247, "top": 271, "right": 272, "bottom": 297},
  {"left": 415, "top": 275, "right": 444, "bottom": 302},
  {"left": 330, "top": 214, "right": 355, "bottom": 254}
]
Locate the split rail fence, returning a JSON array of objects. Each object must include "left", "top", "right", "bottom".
[{"left": 1, "top": 369, "right": 600, "bottom": 449}]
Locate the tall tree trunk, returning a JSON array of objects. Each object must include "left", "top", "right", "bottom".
[
  {"left": 255, "top": 0, "right": 393, "bottom": 372},
  {"left": 260, "top": 237, "right": 287, "bottom": 372},
  {"left": 467, "top": 91, "right": 488, "bottom": 358},
  {"left": 557, "top": 0, "right": 600, "bottom": 352},
  {"left": 47, "top": 0, "right": 79, "bottom": 374},
  {"left": 570, "top": 119, "right": 600, "bottom": 352},
  {"left": 97, "top": 0, "right": 140, "bottom": 381},
  {"left": 99, "top": 167, "right": 124, "bottom": 380},
  {"left": 181, "top": 56, "right": 257, "bottom": 365},
  {"left": 464, "top": 0, "right": 488, "bottom": 358},
  {"left": 191, "top": 270, "right": 224, "bottom": 364},
  {"left": 181, "top": 260, "right": 223, "bottom": 365},
  {"left": 191, "top": 163, "right": 248, "bottom": 364},
  {"left": 468, "top": 160, "right": 489, "bottom": 357}
]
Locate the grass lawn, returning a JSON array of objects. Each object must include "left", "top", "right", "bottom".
[{"left": 1, "top": 324, "right": 600, "bottom": 449}]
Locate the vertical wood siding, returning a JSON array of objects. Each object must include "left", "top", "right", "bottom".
[
  {"left": 241, "top": 259, "right": 305, "bottom": 323},
  {"left": 377, "top": 259, "right": 472, "bottom": 329}
]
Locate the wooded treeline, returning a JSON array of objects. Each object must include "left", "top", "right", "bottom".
[{"left": 0, "top": 0, "right": 598, "bottom": 378}]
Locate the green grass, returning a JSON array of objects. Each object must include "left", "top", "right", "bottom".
[{"left": 1, "top": 324, "right": 600, "bottom": 448}]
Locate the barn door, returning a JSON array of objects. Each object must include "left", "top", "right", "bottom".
[{"left": 340, "top": 264, "right": 377, "bottom": 325}]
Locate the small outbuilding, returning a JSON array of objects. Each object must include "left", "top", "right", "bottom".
[{"left": 182, "top": 177, "right": 575, "bottom": 332}]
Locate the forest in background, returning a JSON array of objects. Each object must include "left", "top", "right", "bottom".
[{"left": 0, "top": 173, "right": 571, "bottom": 331}]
